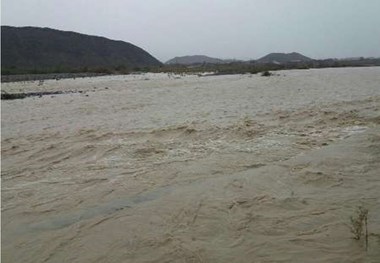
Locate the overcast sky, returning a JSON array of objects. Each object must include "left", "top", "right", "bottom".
[{"left": 2, "top": 0, "right": 380, "bottom": 62}]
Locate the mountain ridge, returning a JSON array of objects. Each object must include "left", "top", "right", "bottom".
[
  {"left": 165, "top": 53, "right": 313, "bottom": 65},
  {"left": 1, "top": 26, "right": 162, "bottom": 72},
  {"left": 166, "top": 55, "right": 228, "bottom": 65},
  {"left": 257, "top": 52, "right": 313, "bottom": 64}
]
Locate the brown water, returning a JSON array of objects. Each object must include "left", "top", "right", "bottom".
[{"left": 2, "top": 67, "right": 380, "bottom": 262}]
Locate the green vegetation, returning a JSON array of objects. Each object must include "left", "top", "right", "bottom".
[
  {"left": 2, "top": 58, "right": 380, "bottom": 83},
  {"left": 2, "top": 66, "right": 115, "bottom": 75},
  {"left": 151, "top": 62, "right": 284, "bottom": 75},
  {"left": 261, "top": 71, "right": 272, "bottom": 77},
  {"left": 1, "top": 26, "right": 162, "bottom": 75}
]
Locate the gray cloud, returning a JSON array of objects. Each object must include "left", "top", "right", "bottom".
[{"left": 2, "top": 0, "right": 380, "bottom": 62}]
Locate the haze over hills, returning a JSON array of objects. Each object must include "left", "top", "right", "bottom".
[
  {"left": 165, "top": 55, "right": 228, "bottom": 65},
  {"left": 1, "top": 26, "right": 162, "bottom": 72},
  {"left": 257, "top": 52, "right": 313, "bottom": 64},
  {"left": 165, "top": 53, "right": 314, "bottom": 65}
]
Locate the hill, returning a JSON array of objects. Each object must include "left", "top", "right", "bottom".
[
  {"left": 165, "top": 55, "right": 226, "bottom": 65},
  {"left": 1, "top": 26, "right": 162, "bottom": 73},
  {"left": 257, "top": 52, "right": 313, "bottom": 64}
]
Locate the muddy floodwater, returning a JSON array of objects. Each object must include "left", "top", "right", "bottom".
[{"left": 2, "top": 67, "right": 380, "bottom": 262}]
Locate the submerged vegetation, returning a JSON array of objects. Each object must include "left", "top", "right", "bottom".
[
  {"left": 349, "top": 206, "right": 369, "bottom": 250},
  {"left": 261, "top": 71, "right": 273, "bottom": 77}
]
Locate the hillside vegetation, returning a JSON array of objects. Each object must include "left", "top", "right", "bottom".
[{"left": 1, "top": 26, "right": 162, "bottom": 74}]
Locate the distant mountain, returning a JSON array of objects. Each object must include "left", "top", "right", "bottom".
[
  {"left": 1, "top": 26, "right": 162, "bottom": 72},
  {"left": 165, "top": 55, "right": 226, "bottom": 65},
  {"left": 257, "top": 52, "right": 313, "bottom": 64}
]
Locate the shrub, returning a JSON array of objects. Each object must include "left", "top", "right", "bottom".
[{"left": 261, "top": 71, "right": 272, "bottom": 77}]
